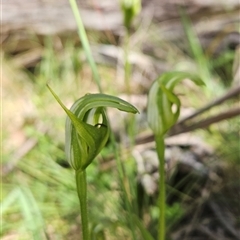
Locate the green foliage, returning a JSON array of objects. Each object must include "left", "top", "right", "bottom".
[
  {"left": 2, "top": 187, "right": 45, "bottom": 239},
  {"left": 211, "top": 51, "right": 235, "bottom": 87},
  {"left": 166, "top": 203, "right": 184, "bottom": 227},
  {"left": 180, "top": 11, "right": 211, "bottom": 83},
  {"left": 150, "top": 202, "right": 184, "bottom": 226},
  {"left": 69, "top": 0, "right": 102, "bottom": 92}
]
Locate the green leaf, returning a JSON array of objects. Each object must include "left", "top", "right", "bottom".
[
  {"left": 147, "top": 71, "right": 204, "bottom": 136},
  {"left": 47, "top": 85, "right": 139, "bottom": 171}
]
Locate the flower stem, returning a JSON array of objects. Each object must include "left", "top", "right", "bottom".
[
  {"left": 155, "top": 136, "right": 165, "bottom": 240},
  {"left": 124, "top": 30, "right": 131, "bottom": 95},
  {"left": 75, "top": 170, "right": 89, "bottom": 240}
]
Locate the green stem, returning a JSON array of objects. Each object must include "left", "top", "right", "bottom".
[
  {"left": 75, "top": 170, "right": 89, "bottom": 240},
  {"left": 155, "top": 136, "right": 165, "bottom": 240},
  {"left": 124, "top": 30, "right": 131, "bottom": 95},
  {"left": 69, "top": 0, "right": 102, "bottom": 93},
  {"left": 110, "top": 133, "right": 137, "bottom": 240},
  {"left": 124, "top": 30, "right": 136, "bottom": 147}
]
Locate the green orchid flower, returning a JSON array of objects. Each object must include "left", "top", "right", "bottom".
[
  {"left": 147, "top": 71, "right": 205, "bottom": 137},
  {"left": 47, "top": 85, "right": 139, "bottom": 172},
  {"left": 147, "top": 71, "right": 204, "bottom": 240},
  {"left": 47, "top": 84, "right": 139, "bottom": 240}
]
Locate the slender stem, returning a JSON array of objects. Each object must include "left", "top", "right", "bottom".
[
  {"left": 69, "top": 0, "right": 102, "bottom": 93},
  {"left": 109, "top": 132, "right": 137, "bottom": 240},
  {"left": 75, "top": 170, "right": 89, "bottom": 240},
  {"left": 124, "top": 31, "right": 131, "bottom": 95},
  {"left": 155, "top": 136, "right": 165, "bottom": 240},
  {"left": 124, "top": 29, "right": 136, "bottom": 148}
]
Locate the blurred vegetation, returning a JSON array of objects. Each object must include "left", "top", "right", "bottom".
[{"left": 1, "top": 2, "right": 240, "bottom": 240}]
